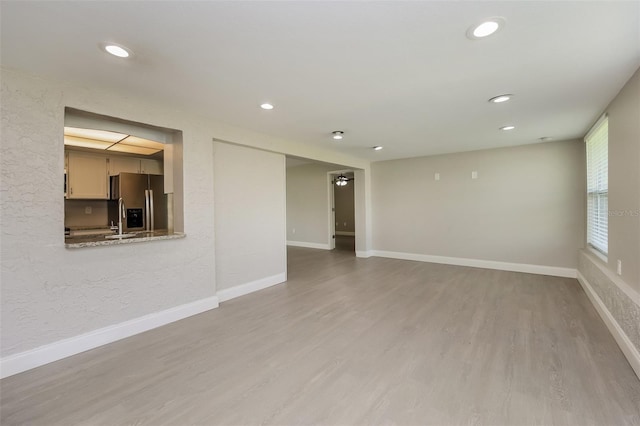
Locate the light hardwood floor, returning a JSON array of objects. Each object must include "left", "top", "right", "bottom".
[{"left": 2, "top": 247, "right": 639, "bottom": 425}]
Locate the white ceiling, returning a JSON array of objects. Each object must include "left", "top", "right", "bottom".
[{"left": 2, "top": 1, "right": 639, "bottom": 161}]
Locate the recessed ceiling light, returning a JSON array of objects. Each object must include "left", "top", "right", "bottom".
[
  {"left": 466, "top": 17, "right": 506, "bottom": 40},
  {"left": 332, "top": 131, "right": 344, "bottom": 140},
  {"left": 260, "top": 103, "right": 274, "bottom": 110},
  {"left": 500, "top": 125, "right": 516, "bottom": 131},
  {"left": 489, "top": 94, "right": 513, "bottom": 103},
  {"left": 103, "top": 43, "right": 131, "bottom": 58},
  {"left": 474, "top": 21, "right": 499, "bottom": 37},
  {"left": 373, "top": 146, "right": 383, "bottom": 151}
]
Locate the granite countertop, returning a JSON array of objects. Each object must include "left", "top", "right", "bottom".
[{"left": 65, "top": 229, "right": 186, "bottom": 248}]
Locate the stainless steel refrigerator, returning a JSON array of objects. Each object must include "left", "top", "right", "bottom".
[{"left": 110, "top": 173, "right": 168, "bottom": 232}]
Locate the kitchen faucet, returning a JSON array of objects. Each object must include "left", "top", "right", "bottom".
[{"left": 118, "top": 197, "right": 126, "bottom": 236}]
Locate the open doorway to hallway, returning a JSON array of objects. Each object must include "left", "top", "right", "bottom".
[
  {"left": 285, "top": 156, "right": 357, "bottom": 254},
  {"left": 330, "top": 171, "right": 355, "bottom": 253}
]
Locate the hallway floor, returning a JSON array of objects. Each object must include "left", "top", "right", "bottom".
[{"left": 334, "top": 234, "right": 355, "bottom": 252}]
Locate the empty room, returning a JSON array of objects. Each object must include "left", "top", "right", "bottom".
[{"left": 1, "top": 1, "right": 639, "bottom": 425}]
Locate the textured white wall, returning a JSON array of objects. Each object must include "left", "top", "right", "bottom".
[
  {"left": 213, "top": 142, "right": 286, "bottom": 291},
  {"left": 371, "top": 140, "right": 586, "bottom": 268},
  {"left": 0, "top": 68, "right": 369, "bottom": 359},
  {"left": 0, "top": 69, "right": 217, "bottom": 357}
]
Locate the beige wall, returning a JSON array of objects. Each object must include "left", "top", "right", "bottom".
[
  {"left": 605, "top": 67, "right": 640, "bottom": 291},
  {"left": 286, "top": 163, "right": 334, "bottom": 245},
  {"left": 576, "top": 68, "right": 640, "bottom": 375},
  {"left": 372, "top": 140, "right": 585, "bottom": 268},
  {"left": 213, "top": 142, "right": 287, "bottom": 291},
  {"left": 334, "top": 180, "right": 355, "bottom": 233}
]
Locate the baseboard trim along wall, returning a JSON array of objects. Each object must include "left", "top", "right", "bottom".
[
  {"left": 286, "top": 240, "right": 330, "bottom": 250},
  {"left": 577, "top": 271, "right": 640, "bottom": 379},
  {"left": 371, "top": 250, "right": 577, "bottom": 278},
  {"left": 217, "top": 272, "right": 287, "bottom": 303},
  {"left": 0, "top": 296, "right": 220, "bottom": 379},
  {"left": 356, "top": 250, "right": 373, "bottom": 258}
]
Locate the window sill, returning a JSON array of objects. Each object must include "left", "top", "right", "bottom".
[{"left": 587, "top": 245, "right": 608, "bottom": 264}]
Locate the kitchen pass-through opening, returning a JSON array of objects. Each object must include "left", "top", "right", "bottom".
[{"left": 63, "top": 108, "right": 184, "bottom": 243}]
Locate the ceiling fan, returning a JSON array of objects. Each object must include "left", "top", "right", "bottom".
[{"left": 334, "top": 174, "right": 352, "bottom": 186}]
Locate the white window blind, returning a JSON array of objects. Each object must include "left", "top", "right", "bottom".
[{"left": 585, "top": 116, "right": 608, "bottom": 256}]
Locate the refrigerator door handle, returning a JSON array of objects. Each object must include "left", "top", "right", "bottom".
[
  {"left": 145, "top": 189, "right": 151, "bottom": 232},
  {"left": 150, "top": 189, "right": 155, "bottom": 231}
]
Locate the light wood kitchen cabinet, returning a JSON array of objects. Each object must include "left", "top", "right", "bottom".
[
  {"left": 108, "top": 157, "right": 163, "bottom": 175},
  {"left": 66, "top": 151, "right": 109, "bottom": 199},
  {"left": 109, "top": 156, "right": 141, "bottom": 176},
  {"left": 140, "top": 158, "right": 163, "bottom": 175}
]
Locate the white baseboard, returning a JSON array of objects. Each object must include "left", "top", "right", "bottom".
[
  {"left": 577, "top": 272, "right": 640, "bottom": 380},
  {"left": 335, "top": 231, "right": 355, "bottom": 236},
  {"left": 371, "top": 250, "right": 577, "bottom": 278},
  {"left": 0, "top": 296, "right": 219, "bottom": 379},
  {"left": 356, "top": 250, "right": 372, "bottom": 258},
  {"left": 217, "top": 272, "right": 287, "bottom": 303},
  {"left": 287, "top": 240, "right": 331, "bottom": 250}
]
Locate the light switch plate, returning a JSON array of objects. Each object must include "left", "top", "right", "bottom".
[
  {"left": 435, "top": 173, "right": 440, "bottom": 181},
  {"left": 471, "top": 171, "right": 478, "bottom": 179}
]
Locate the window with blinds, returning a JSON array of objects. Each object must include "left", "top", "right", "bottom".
[{"left": 585, "top": 116, "right": 608, "bottom": 256}]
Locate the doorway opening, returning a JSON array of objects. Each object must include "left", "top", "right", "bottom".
[
  {"left": 284, "top": 156, "right": 362, "bottom": 256},
  {"left": 329, "top": 171, "right": 355, "bottom": 252}
]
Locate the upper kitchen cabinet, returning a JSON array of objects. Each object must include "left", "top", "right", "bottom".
[
  {"left": 108, "top": 156, "right": 163, "bottom": 176},
  {"left": 109, "top": 156, "right": 141, "bottom": 176},
  {"left": 140, "top": 158, "right": 163, "bottom": 175},
  {"left": 66, "top": 151, "right": 109, "bottom": 199}
]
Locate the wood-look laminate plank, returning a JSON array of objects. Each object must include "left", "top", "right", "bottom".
[{"left": 1, "top": 246, "right": 639, "bottom": 425}]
